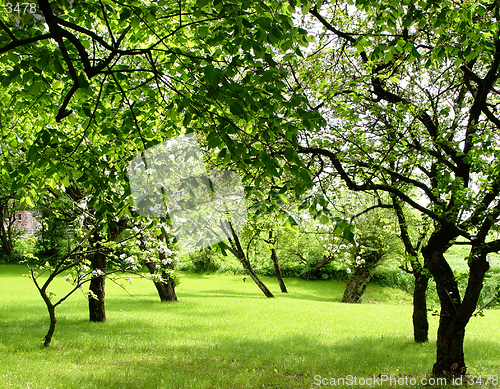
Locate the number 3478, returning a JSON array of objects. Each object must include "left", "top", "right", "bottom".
[{"left": 5, "top": 3, "right": 37, "bottom": 14}]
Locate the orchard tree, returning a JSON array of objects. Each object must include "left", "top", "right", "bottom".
[
  {"left": 342, "top": 210, "right": 396, "bottom": 303},
  {"left": 289, "top": 0, "right": 500, "bottom": 377},
  {"left": 0, "top": 0, "right": 318, "bottom": 341},
  {"left": 134, "top": 221, "right": 180, "bottom": 303},
  {"left": 0, "top": 0, "right": 325, "bottom": 272}
]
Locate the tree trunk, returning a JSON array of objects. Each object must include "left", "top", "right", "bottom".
[
  {"left": 392, "top": 196, "right": 429, "bottom": 343},
  {"left": 88, "top": 221, "right": 127, "bottom": 322},
  {"left": 268, "top": 230, "right": 287, "bottom": 293},
  {"left": 44, "top": 302, "right": 57, "bottom": 347},
  {"left": 145, "top": 262, "right": 170, "bottom": 302},
  {"left": 159, "top": 234, "right": 178, "bottom": 302},
  {"left": 342, "top": 266, "right": 370, "bottom": 303},
  {"left": 162, "top": 269, "right": 178, "bottom": 302},
  {"left": 145, "top": 261, "right": 178, "bottom": 302},
  {"left": 271, "top": 247, "right": 287, "bottom": 293},
  {"left": 423, "top": 233, "right": 463, "bottom": 375},
  {"left": 422, "top": 225, "right": 492, "bottom": 377},
  {"left": 39, "top": 287, "right": 57, "bottom": 347},
  {"left": 413, "top": 272, "right": 429, "bottom": 343},
  {"left": 225, "top": 218, "right": 274, "bottom": 298},
  {"left": 89, "top": 249, "right": 107, "bottom": 322},
  {"left": 241, "top": 258, "right": 275, "bottom": 298},
  {"left": 0, "top": 204, "right": 14, "bottom": 255},
  {"left": 305, "top": 254, "right": 332, "bottom": 279}
]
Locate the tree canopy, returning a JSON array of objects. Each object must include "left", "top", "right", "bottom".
[{"left": 2, "top": 0, "right": 500, "bottom": 377}]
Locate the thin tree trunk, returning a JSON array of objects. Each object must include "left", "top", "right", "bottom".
[
  {"left": 392, "top": 196, "right": 430, "bottom": 343},
  {"left": 269, "top": 231, "right": 287, "bottom": 293},
  {"left": 271, "top": 246, "right": 287, "bottom": 293},
  {"left": 241, "top": 258, "right": 275, "bottom": 298},
  {"left": 0, "top": 205, "right": 14, "bottom": 255},
  {"left": 41, "top": 290, "right": 57, "bottom": 347},
  {"left": 226, "top": 219, "right": 274, "bottom": 298}
]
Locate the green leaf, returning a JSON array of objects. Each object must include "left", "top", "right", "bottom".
[
  {"left": 196, "top": 0, "right": 210, "bottom": 7},
  {"left": 230, "top": 101, "right": 245, "bottom": 117},
  {"left": 25, "top": 197, "right": 34, "bottom": 207},
  {"left": 271, "top": 25, "right": 283, "bottom": 40},
  {"left": 120, "top": 7, "right": 131, "bottom": 21},
  {"left": 343, "top": 226, "right": 355, "bottom": 244},
  {"left": 204, "top": 65, "right": 222, "bottom": 86}
]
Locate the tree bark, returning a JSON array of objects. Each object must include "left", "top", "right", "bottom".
[
  {"left": 225, "top": 219, "right": 274, "bottom": 298},
  {"left": 41, "top": 291, "right": 56, "bottom": 347},
  {"left": 162, "top": 269, "right": 178, "bottom": 302},
  {"left": 421, "top": 227, "right": 487, "bottom": 377},
  {"left": 342, "top": 266, "right": 370, "bottom": 303},
  {"left": 413, "top": 272, "right": 429, "bottom": 342},
  {"left": 271, "top": 246, "right": 287, "bottom": 293},
  {"left": 305, "top": 254, "right": 332, "bottom": 279},
  {"left": 158, "top": 234, "right": 178, "bottom": 302},
  {"left": 145, "top": 262, "right": 171, "bottom": 302},
  {"left": 0, "top": 204, "right": 14, "bottom": 255},
  {"left": 392, "top": 197, "right": 430, "bottom": 342},
  {"left": 241, "top": 258, "right": 275, "bottom": 298},
  {"left": 44, "top": 302, "right": 57, "bottom": 347},
  {"left": 89, "top": 248, "right": 107, "bottom": 322},
  {"left": 268, "top": 231, "right": 287, "bottom": 293},
  {"left": 88, "top": 221, "right": 127, "bottom": 322}
]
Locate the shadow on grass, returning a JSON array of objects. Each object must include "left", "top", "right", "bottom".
[{"left": 14, "top": 332, "right": 498, "bottom": 389}]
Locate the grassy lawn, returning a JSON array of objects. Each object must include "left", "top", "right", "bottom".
[{"left": 0, "top": 265, "right": 499, "bottom": 389}]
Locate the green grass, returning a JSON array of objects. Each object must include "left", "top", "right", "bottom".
[{"left": 0, "top": 265, "right": 499, "bottom": 389}]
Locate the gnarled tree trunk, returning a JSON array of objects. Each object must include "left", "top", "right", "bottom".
[
  {"left": 422, "top": 227, "right": 490, "bottom": 377},
  {"left": 342, "top": 265, "right": 370, "bottom": 303},
  {"left": 145, "top": 262, "right": 171, "bottom": 302}
]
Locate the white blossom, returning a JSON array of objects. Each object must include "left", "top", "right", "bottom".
[{"left": 124, "top": 256, "right": 135, "bottom": 264}]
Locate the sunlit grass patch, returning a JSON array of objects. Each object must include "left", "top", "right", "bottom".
[{"left": 0, "top": 265, "right": 499, "bottom": 388}]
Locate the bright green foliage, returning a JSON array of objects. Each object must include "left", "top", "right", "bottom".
[
  {"left": 0, "top": 0, "right": 319, "bottom": 236},
  {"left": 289, "top": 0, "right": 500, "bottom": 374}
]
